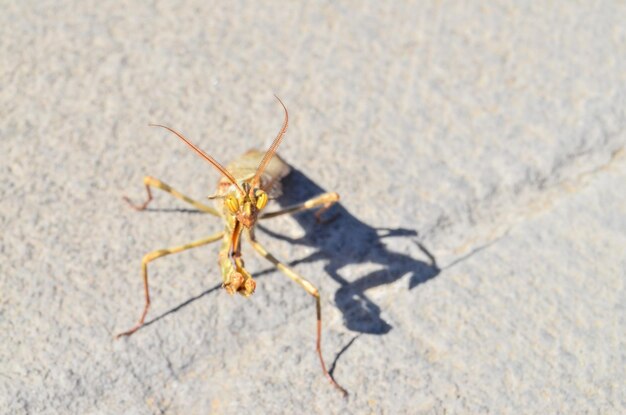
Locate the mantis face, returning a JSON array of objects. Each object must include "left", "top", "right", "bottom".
[{"left": 224, "top": 183, "right": 268, "bottom": 228}]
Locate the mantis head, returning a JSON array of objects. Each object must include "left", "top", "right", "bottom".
[
  {"left": 149, "top": 95, "right": 288, "bottom": 229},
  {"left": 223, "top": 181, "right": 269, "bottom": 228}
]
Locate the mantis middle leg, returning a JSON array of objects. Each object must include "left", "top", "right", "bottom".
[
  {"left": 116, "top": 231, "right": 225, "bottom": 338},
  {"left": 247, "top": 229, "right": 348, "bottom": 396}
]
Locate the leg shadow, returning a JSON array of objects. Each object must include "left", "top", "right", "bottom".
[{"left": 257, "top": 168, "right": 440, "bottom": 335}]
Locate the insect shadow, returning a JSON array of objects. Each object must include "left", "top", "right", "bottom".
[
  {"left": 255, "top": 168, "right": 440, "bottom": 335},
  {"left": 141, "top": 168, "right": 440, "bottom": 337}
]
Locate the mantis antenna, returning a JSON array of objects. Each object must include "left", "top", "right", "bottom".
[
  {"left": 251, "top": 95, "right": 288, "bottom": 188},
  {"left": 149, "top": 124, "right": 244, "bottom": 194}
]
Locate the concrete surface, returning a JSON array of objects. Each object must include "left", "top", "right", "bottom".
[{"left": 1, "top": 1, "right": 625, "bottom": 414}]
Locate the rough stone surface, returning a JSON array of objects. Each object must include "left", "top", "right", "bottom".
[{"left": 1, "top": 1, "right": 625, "bottom": 414}]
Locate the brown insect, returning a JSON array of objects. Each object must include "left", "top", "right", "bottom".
[{"left": 116, "top": 97, "right": 347, "bottom": 395}]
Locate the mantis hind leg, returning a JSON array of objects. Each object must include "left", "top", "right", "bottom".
[
  {"left": 260, "top": 192, "right": 339, "bottom": 222},
  {"left": 124, "top": 176, "right": 221, "bottom": 216},
  {"left": 247, "top": 230, "right": 348, "bottom": 396},
  {"left": 116, "top": 231, "right": 225, "bottom": 338}
]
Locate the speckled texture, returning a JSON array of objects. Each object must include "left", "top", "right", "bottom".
[{"left": 1, "top": 1, "right": 625, "bottom": 414}]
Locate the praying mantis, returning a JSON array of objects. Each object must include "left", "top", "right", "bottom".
[{"left": 116, "top": 97, "right": 347, "bottom": 396}]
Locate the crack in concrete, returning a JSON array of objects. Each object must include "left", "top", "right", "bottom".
[
  {"left": 155, "top": 331, "right": 180, "bottom": 383},
  {"left": 558, "top": 145, "right": 625, "bottom": 187},
  {"left": 439, "top": 144, "right": 625, "bottom": 268},
  {"left": 434, "top": 142, "right": 625, "bottom": 273},
  {"left": 442, "top": 230, "right": 511, "bottom": 270}
]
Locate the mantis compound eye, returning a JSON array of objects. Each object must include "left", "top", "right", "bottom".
[
  {"left": 225, "top": 194, "right": 239, "bottom": 213},
  {"left": 254, "top": 189, "right": 268, "bottom": 210}
]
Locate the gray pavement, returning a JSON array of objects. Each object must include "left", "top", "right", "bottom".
[{"left": 1, "top": 1, "right": 625, "bottom": 414}]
